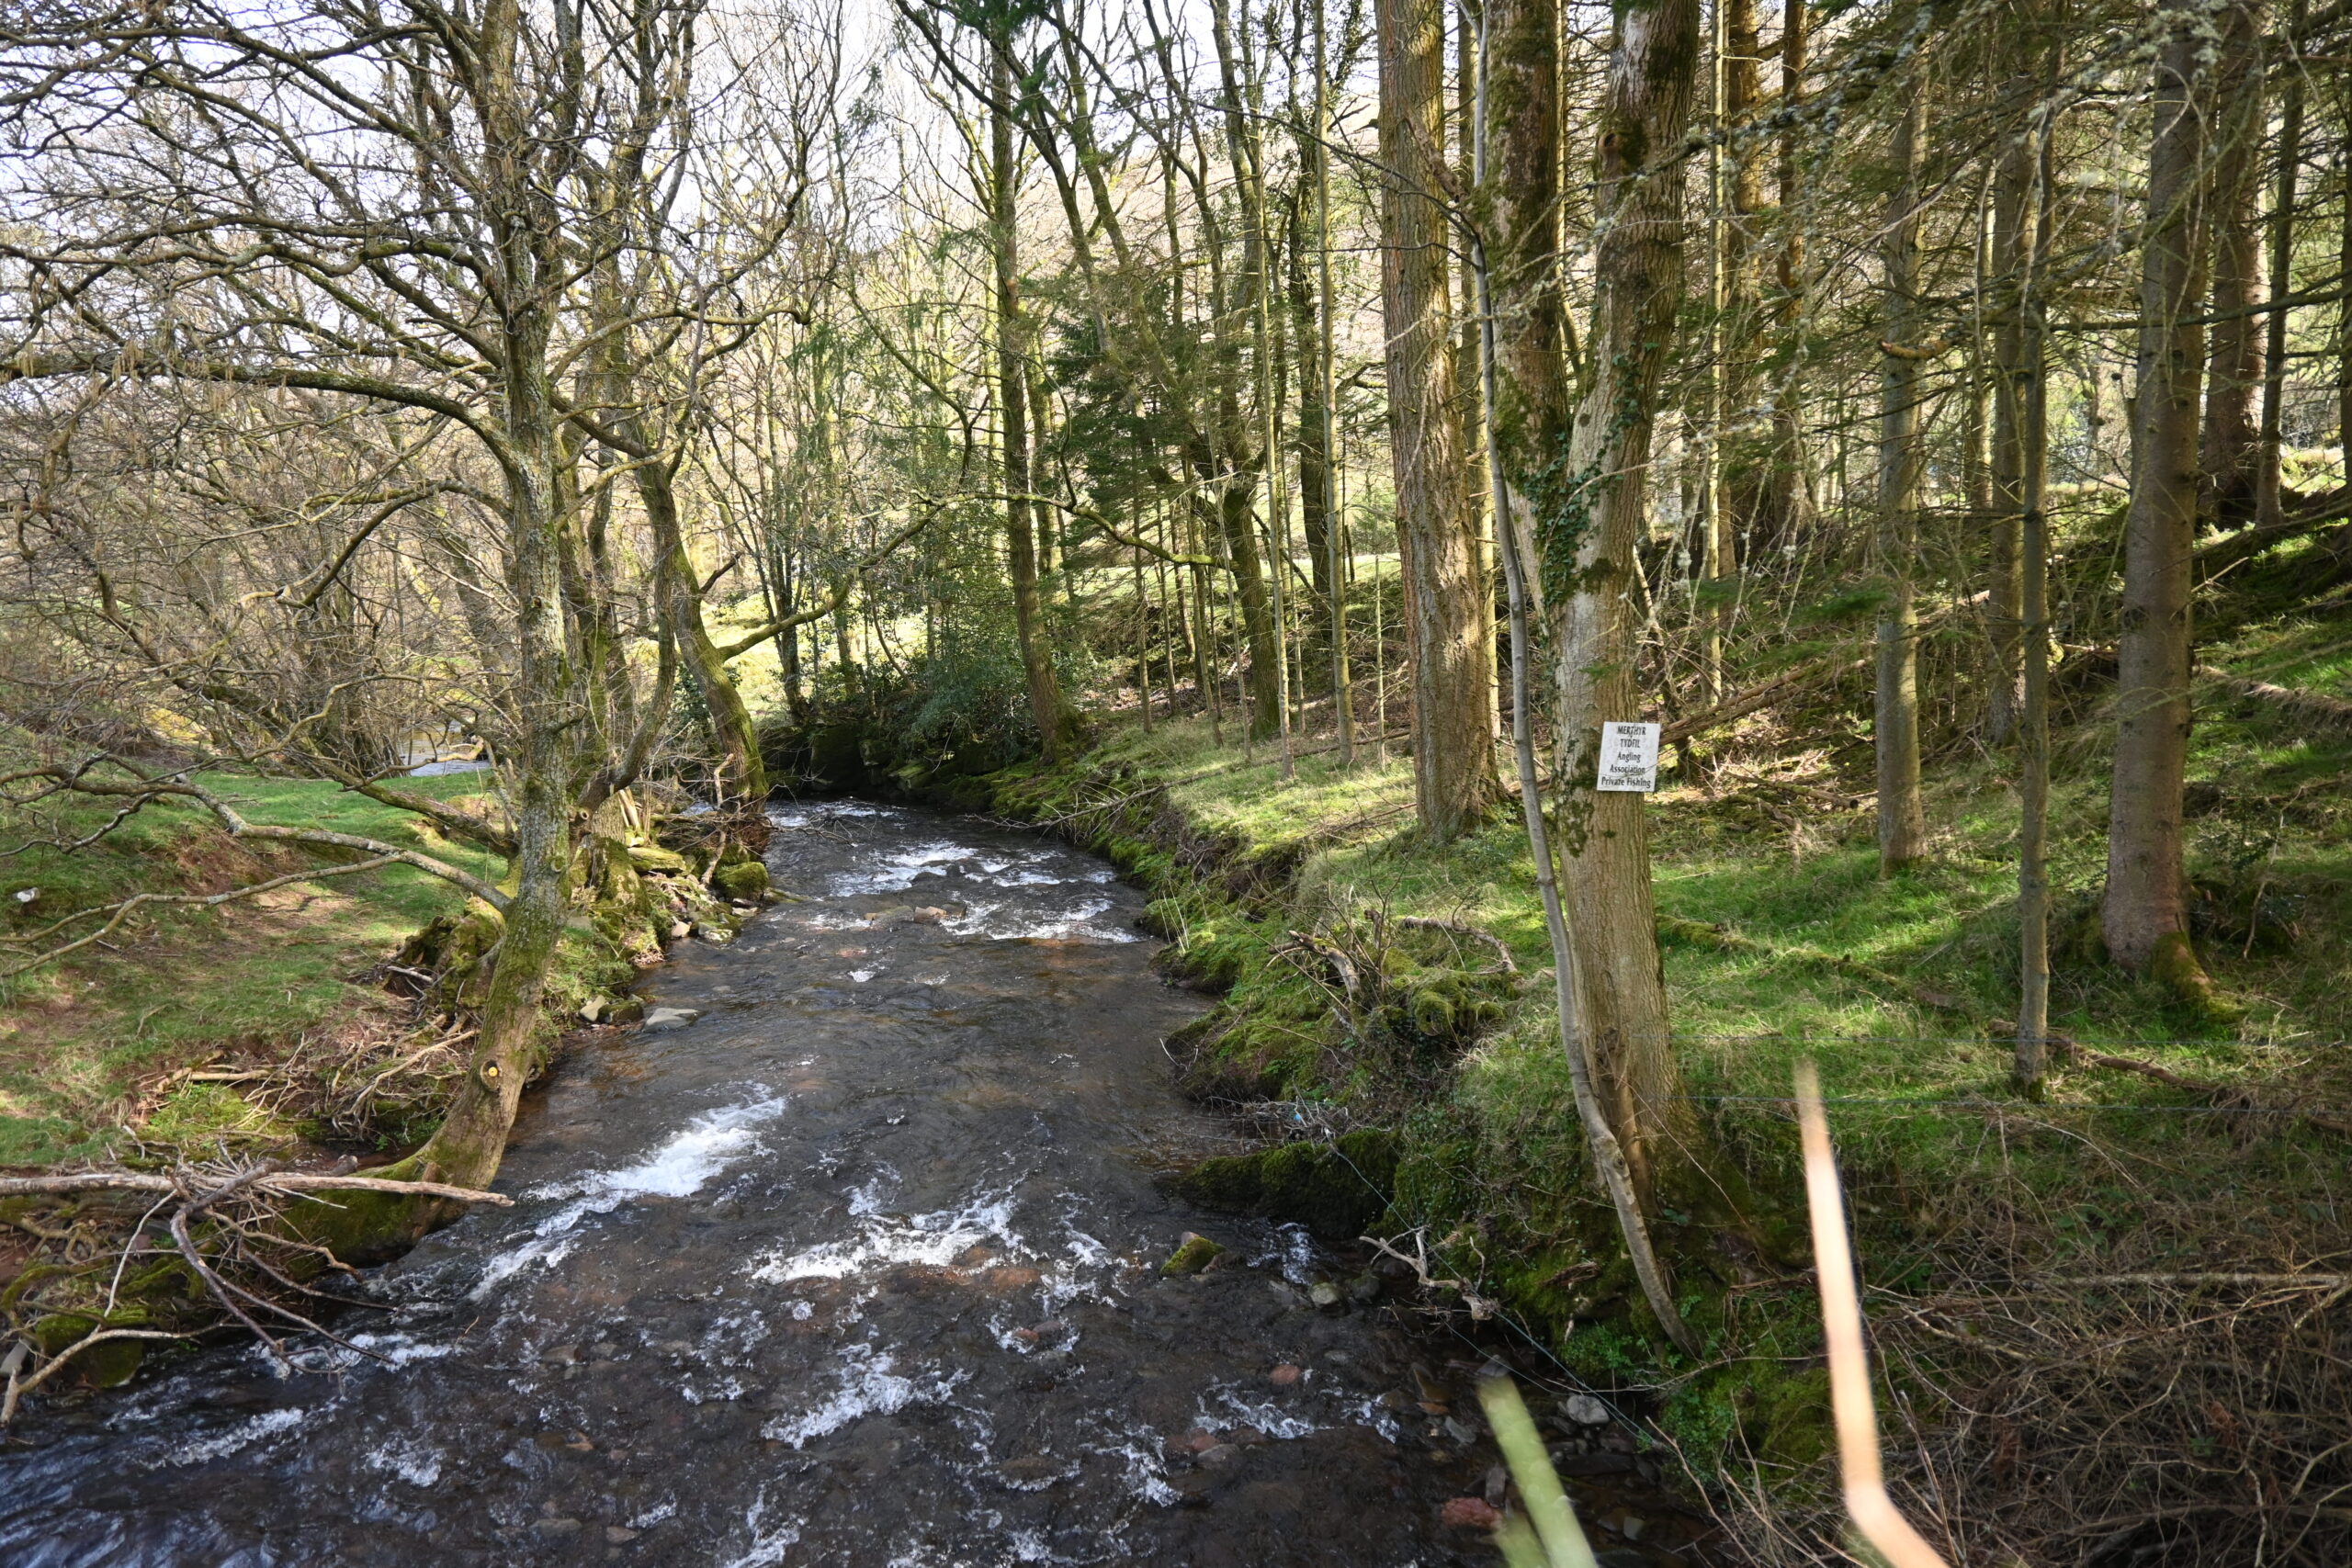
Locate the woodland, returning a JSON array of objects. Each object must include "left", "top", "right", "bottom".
[{"left": 0, "top": 0, "right": 2348, "bottom": 1559}]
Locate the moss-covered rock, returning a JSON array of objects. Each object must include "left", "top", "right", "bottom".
[
  {"left": 1160, "top": 1231, "right": 1225, "bottom": 1275},
  {"left": 1167, "top": 1129, "right": 1401, "bottom": 1242},
  {"left": 714, "top": 858, "right": 770, "bottom": 901}
]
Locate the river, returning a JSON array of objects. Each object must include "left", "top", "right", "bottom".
[{"left": 0, "top": 800, "right": 1700, "bottom": 1566}]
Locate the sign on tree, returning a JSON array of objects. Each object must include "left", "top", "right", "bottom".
[{"left": 1595, "top": 722, "right": 1661, "bottom": 793}]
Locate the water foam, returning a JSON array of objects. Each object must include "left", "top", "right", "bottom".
[
  {"left": 757, "top": 1343, "right": 967, "bottom": 1449},
  {"left": 469, "top": 1094, "right": 788, "bottom": 1299},
  {"left": 747, "top": 1187, "right": 1024, "bottom": 1284},
  {"left": 160, "top": 1406, "right": 304, "bottom": 1467}
]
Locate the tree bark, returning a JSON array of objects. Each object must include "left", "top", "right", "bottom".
[
  {"left": 1546, "top": 0, "right": 1704, "bottom": 1206},
  {"left": 1377, "top": 0, "right": 1498, "bottom": 839},
  {"left": 1758, "top": 0, "right": 1809, "bottom": 556},
  {"left": 1715, "top": 0, "right": 1769, "bottom": 563},
  {"left": 1873, "top": 94, "right": 1928, "bottom": 874},
  {"left": 2105, "top": 7, "right": 2218, "bottom": 1003},
  {"left": 2013, "top": 96, "right": 2056, "bottom": 1098},
  {"left": 1483, "top": 0, "right": 1702, "bottom": 1355}
]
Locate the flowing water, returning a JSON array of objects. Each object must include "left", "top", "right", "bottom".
[{"left": 0, "top": 800, "right": 1657, "bottom": 1567}]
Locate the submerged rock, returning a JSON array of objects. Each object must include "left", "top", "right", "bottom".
[
  {"left": 1160, "top": 1232, "right": 1225, "bottom": 1275},
  {"left": 1440, "top": 1496, "right": 1500, "bottom": 1529},
  {"left": 1565, "top": 1393, "right": 1610, "bottom": 1426}
]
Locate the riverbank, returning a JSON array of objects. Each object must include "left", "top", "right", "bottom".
[
  {"left": 938, "top": 671, "right": 2352, "bottom": 1554},
  {"left": 0, "top": 753, "right": 769, "bottom": 1399}
]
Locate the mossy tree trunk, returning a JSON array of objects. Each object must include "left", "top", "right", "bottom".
[
  {"left": 404, "top": 0, "right": 582, "bottom": 1195},
  {"left": 1546, "top": 0, "right": 1704, "bottom": 1208}
]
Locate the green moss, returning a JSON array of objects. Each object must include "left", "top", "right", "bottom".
[
  {"left": 1160, "top": 1232, "right": 1225, "bottom": 1274},
  {"left": 143, "top": 1084, "right": 302, "bottom": 1152},
  {"left": 714, "top": 859, "right": 771, "bottom": 901}
]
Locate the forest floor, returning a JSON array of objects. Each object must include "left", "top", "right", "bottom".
[
  {"left": 972, "top": 595, "right": 2352, "bottom": 1560},
  {"left": 0, "top": 766, "right": 506, "bottom": 1168}
]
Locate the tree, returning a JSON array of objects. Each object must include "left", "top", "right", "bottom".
[
  {"left": 1376, "top": 0, "right": 1498, "bottom": 839},
  {"left": 1544, "top": 0, "right": 1705, "bottom": 1210},
  {"left": 989, "top": 36, "right": 1082, "bottom": 761},
  {"left": 1872, "top": 93, "right": 1928, "bottom": 874},
  {"left": 2104, "top": 3, "right": 2222, "bottom": 1011}
]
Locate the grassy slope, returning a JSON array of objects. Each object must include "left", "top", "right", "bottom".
[
  {"left": 0, "top": 772, "right": 504, "bottom": 1166},
  {"left": 1003, "top": 598, "right": 2351, "bottom": 1481}
]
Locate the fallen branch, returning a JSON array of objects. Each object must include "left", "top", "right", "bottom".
[
  {"left": 1658, "top": 652, "right": 1871, "bottom": 746},
  {"left": 1396, "top": 915, "right": 1520, "bottom": 975},
  {"left": 0, "top": 854, "right": 403, "bottom": 979},
  {"left": 0, "top": 1170, "right": 514, "bottom": 1205},
  {"left": 2192, "top": 488, "right": 2351, "bottom": 577}
]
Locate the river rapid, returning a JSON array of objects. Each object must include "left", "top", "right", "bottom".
[{"left": 0, "top": 799, "right": 1627, "bottom": 1567}]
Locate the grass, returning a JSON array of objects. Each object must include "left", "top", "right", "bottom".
[{"left": 0, "top": 767, "right": 504, "bottom": 1166}]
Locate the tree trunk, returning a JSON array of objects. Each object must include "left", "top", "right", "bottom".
[
  {"left": 1986, "top": 63, "right": 2035, "bottom": 746},
  {"left": 2105, "top": 7, "right": 2220, "bottom": 1009},
  {"left": 1758, "top": 0, "right": 1809, "bottom": 556},
  {"left": 642, "top": 464, "right": 767, "bottom": 803},
  {"left": 2255, "top": 0, "right": 2304, "bottom": 530},
  {"left": 1308, "top": 0, "right": 1354, "bottom": 763},
  {"left": 1715, "top": 0, "right": 1767, "bottom": 566},
  {"left": 1287, "top": 193, "right": 1335, "bottom": 619},
  {"left": 1487, "top": 0, "right": 1572, "bottom": 553},
  {"left": 2199, "top": 1, "right": 2267, "bottom": 531},
  {"left": 1547, "top": 0, "right": 1703, "bottom": 1207},
  {"left": 2013, "top": 98, "right": 2056, "bottom": 1098},
  {"left": 992, "top": 46, "right": 1080, "bottom": 762},
  {"left": 2342, "top": 75, "right": 2352, "bottom": 461},
  {"left": 1377, "top": 0, "right": 1498, "bottom": 839},
  {"left": 1483, "top": 0, "right": 1702, "bottom": 1356},
  {"left": 1873, "top": 95, "right": 1928, "bottom": 874}
]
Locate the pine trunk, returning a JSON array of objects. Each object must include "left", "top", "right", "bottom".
[{"left": 2199, "top": 1, "right": 2267, "bottom": 531}]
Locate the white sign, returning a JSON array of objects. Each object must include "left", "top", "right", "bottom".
[{"left": 1595, "top": 721, "right": 1662, "bottom": 793}]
